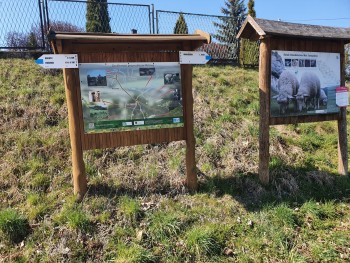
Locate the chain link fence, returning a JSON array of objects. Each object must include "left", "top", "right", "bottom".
[
  {"left": 0, "top": 0, "right": 244, "bottom": 63},
  {"left": 47, "top": 0, "right": 152, "bottom": 34},
  {"left": 0, "top": 0, "right": 46, "bottom": 50},
  {"left": 156, "top": 10, "right": 237, "bottom": 64}
]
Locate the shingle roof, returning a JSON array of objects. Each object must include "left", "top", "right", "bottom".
[{"left": 237, "top": 15, "right": 350, "bottom": 42}]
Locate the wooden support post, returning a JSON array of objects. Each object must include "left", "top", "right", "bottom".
[
  {"left": 258, "top": 37, "right": 271, "bottom": 184},
  {"left": 182, "top": 63, "right": 197, "bottom": 192},
  {"left": 337, "top": 107, "right": 348, "bottom": 176},
  {"left": 337, "top": 40, "right": 348, "bottom": 176},
  {"left": 63, "top": 68, "right": 87, "bottom": 198}
]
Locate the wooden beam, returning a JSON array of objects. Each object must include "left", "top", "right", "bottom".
[
  {"left": 182, "top": 44, "right": 197, "bottom": 192},
  {"left": 258, "top": 37, "right": 271, "bottom": 184},
  {"left": 338, "top": 40, "right": 348, "bottom": 176},
  {"left": 63, "top": 68, "right": 87, "bottom": 199}
]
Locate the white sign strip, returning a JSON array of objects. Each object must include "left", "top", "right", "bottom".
[
  {"left": 179, "top": 51, "right": 211, "bottom": 64},
  {"left": 35, "top": 54, "right": 78, "bottom": 69}
]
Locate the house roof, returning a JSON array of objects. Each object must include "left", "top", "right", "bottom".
[{"left": 237, "top": 15, "right": 350, "bottom": 43}]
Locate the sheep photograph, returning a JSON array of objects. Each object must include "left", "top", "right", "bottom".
[{"left": 270, "top": 50, "right": 341, "bottom": 117}]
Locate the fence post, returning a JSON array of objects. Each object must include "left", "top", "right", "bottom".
[
  {"left": 38, "top": 0, "right": 45, "bottom": 50},
  {"left": 151, "top": 4, "right": 155, "bottom": 34}
]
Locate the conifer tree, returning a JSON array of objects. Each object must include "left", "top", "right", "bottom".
[
  {"left": 86, "top": 0, "right": 111, "bottom": 33},
  {"left": 214, "top": 0, "right": 246, "bottom": 62},
  {"left": 239, "top": 0, "right": 259, "bottom": 66},
  {"left": 174, "top": 13, "right": 188, "bottom": 34},
  {"left": 345, "top": 44, "right": 350, "bottom": 80},
  {"left": 27, "top": 32, "right": 38, "bottom": 49}
]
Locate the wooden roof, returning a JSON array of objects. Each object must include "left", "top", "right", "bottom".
[
  {"left": 237, "top": 15, "right": 350, "bottom": 43},
  {"left": 48, "top": 30, "right": 211, "bottom": 52}
]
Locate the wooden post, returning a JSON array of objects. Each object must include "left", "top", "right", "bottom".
[
  {"left": 337, "top": 41, "right": 348, "bottom": 176},
  {"left": 63, "top": 68, "right": 87, "bottom": 198},
  {"left": 258, "top": 37, "right": 271, "bottom": 184},
  {"left": 182, "top": 63, "right": 197, "bottom": 191}
]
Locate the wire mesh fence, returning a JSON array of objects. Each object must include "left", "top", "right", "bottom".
[
  {"left": 156, "top": 10, "right": 237, "bottom": 64},
  {"left": 46, "top": 0, "right": 152, "bottom": 34},
  {"left": 0, "top": 0, "right": 244, "bottom": 64},
  {"left": 0, "top": 0, "right": 46, "bottom": 50}
]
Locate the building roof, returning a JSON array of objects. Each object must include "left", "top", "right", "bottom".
[{"left": 237, "top": 15, "right": 350, "bottom": 43}]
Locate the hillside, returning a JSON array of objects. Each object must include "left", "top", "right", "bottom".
[{"left": 0, "top": 59, "right": 349, "bottom": 262}]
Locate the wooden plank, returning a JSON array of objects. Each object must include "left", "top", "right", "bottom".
[
  {"left": 270, "top": 113, "right": 340, "bottom": 125},
  {"left": 79, "top": 52, "right": 179, "bottom": 63},
  {"left": 259, "top": 37, "right": 271, "bottom": 185},
  {"left": 81, "top": 128, "right": 185, "bottom": 150},
  {"left": 338, "top": 40, "right": 348, "bottom": 176},
  {"left": 70, "top": 42, "right": 183, "bottom": 53}
]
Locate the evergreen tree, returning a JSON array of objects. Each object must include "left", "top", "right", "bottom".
[
  {"left": 345, "top": 44, "right": 350, "bottom": 80},
  {"left": 174, "top": 13, "right": 188, "bottom": 34},
  {"left": 86, "top": 0, "right": 111, "bottom": 33},
  {"left": 239, "top": 0, "right": 259, "bottom": 66},
  {"left": 214, "top": 0, "right": 246, "bottom": 61},
  {"left": 27, "top": 32, "right": 38, "bottom": 49},
  {"left": 247, "top": 0, "right": 256, "bottom": 17}
]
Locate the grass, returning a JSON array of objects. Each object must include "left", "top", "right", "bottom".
[
  {"left": 0, "top": 209, "right": 30, "bottom": 243},
  {"left": 0, "top": 59, "right": 350, "bottom": 262}
]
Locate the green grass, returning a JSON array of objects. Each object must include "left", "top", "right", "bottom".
[
  {"left": 0, "top": 59, "right": 350, "bottom": 262},
  {"left": 0, "top": 209, "right": 30, "bottom": 243}
]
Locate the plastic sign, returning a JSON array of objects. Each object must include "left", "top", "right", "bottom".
[
  {"left": 179, "top": 51, "right": 211, "bottom": 64},
  {"left": 35, "top": 54, "right": 78, "bottom": 69},
  {"left": 336, "top": 86, "right": 349, "bottom": 107}
]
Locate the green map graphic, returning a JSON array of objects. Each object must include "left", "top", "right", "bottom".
[{"left": 79, "top": 62, "right": 184, "bottom": 133}]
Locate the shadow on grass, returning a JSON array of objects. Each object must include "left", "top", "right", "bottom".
[
  {"left": 85, "top": 180, "right": 186, "bottom": 199},
  {"left": 198, "top": 164, "right": 350, "bottom": 211},
  {"left": 84, "top": 163, "right": 350, "bottom": 212}
]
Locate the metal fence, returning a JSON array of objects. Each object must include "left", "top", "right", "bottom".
[
  {"left": 0, "top": 0, "right": 239, "bottom": 63},
  {"left": 47, "top": 0, "right": 152, "bottom": 34},
  {"left": 156, "top": 10, "right": 237, "bottom": 63},
  {"left": 0, "top": 0, "right": 46, "bottom": 50}
]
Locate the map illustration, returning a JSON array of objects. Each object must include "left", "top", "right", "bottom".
[{"left": 79, "top": 62, "right": 183, "bottom": 133}]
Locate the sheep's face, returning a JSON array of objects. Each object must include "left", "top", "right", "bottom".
[
  {"left": 295, "top": 94, "right": 306, "bottom": 112},
  {"left": 321, "top": 99, "right": 327, "bottom": 106},
  {"left": 275, "top": 95, "right": 289, "bottom": 114}
]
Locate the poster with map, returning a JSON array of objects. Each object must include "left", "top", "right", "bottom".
[
  {"left": 270, "top": 50, "right": 341, "bottom": 117},
  {"left": 79, "top": 62, "right": 183, "bottom": 133}
]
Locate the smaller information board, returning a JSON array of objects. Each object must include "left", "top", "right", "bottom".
[{"left": 79, "top": 62, "right": 183, "bottom": 133}]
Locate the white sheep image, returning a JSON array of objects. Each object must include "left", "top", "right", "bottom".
[
  {"left": 320, "top": 88, "right": 328, "bottom": 106},
  {"left": 294, "top": 72, "right": 321, "bottom": 112},
  {"left": 272, "top": 71, "right": 299, "bottom": 114}
]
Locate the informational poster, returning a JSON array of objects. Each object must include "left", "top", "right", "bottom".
[
  {"left": 79, "top": 62, "right": 183, "bottom": 133},
  {"left": 270, "top": 50, "right": 341, "bottom": 117},
  {"left": 335, "top": 86, "right": 349, "bottom": 107}
]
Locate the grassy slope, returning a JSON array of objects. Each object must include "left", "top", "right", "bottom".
[{"left": 0, "top": 59, "right": 349, "bottom": 262}]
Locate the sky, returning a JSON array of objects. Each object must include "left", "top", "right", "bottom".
[
  {"left": 123, "top": 0, "right": 350, "bottom": 28},
  {"left": 1, "top": 0, "right": 350, "bottom": 48}
]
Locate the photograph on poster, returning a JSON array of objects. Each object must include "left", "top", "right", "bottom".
[
  {"left": 271, "top": 50, "right": 341, "bottom": 117},
  {"left": 79, "top": 62, "right": 183, "bottom": 133}
]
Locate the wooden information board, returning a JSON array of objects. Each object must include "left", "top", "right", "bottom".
[
  {"left": 49, "top": 31, "right": 210, "bottom": 197},
  {"left": 238, "top": 16, "right": 350, "bottom": 184}
]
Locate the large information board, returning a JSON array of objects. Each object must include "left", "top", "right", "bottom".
[
  {"left": 270, "top": 50, "right": 340, "bottom": 117},
  {"left": 79, "top": 62, "right": 183, "bottom": 133}
]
